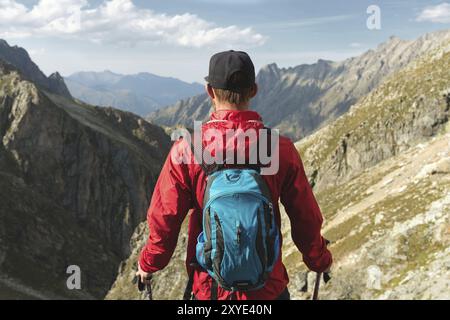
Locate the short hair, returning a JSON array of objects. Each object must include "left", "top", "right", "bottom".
[{"left": 212, "top": 71, "right": 255, "bottom": 105}]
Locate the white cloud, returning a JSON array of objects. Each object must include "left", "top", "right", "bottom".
[
  {"left": 0, "top": 0, "right": 267, "bottom": 48},
  {"left": 349, "top": 42, "right": 362, "bottom": 48},
  {"left": 0, "top": 0, "right": 27, "bottom": 20},
  {"left": 417, "top": 2, "right": 450, "bottom": 23}
]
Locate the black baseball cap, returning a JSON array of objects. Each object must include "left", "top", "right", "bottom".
[{"left": 205, "top": 50, "right": 256, "bottom": 91}]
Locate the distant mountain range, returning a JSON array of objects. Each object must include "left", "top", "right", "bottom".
[
  {"left": 65, "top": 71, "right": 204, "bottom": 116},
  {"left": 148, "top": 29, "right": 450, "bottom": 141}
]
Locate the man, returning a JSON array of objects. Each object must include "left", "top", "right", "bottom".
[{"left": 136, "top": 50, "right": 332, "bottom": 300}]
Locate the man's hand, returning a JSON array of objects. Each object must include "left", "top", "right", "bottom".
[
  {"left": 136, "top": 263, "right": 152, "bottom": 285},
  {"left": 323, "top": 266, "right": 332, "bottom": 283}
]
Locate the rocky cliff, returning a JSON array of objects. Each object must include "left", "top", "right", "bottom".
[
  {"left": 0, "top": 58, "right": 171, "bottom": 299},
  {"left": 148, "top": 29, "right": 450, "bottom": 141}
]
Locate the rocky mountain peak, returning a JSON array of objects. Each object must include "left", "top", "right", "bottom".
[
  {"left": 48, "top": 71, "right": 63, "bottom": 79},
  {"left": 259, "top": 62, "right": 280, "bottom": 74},
  {"left": 48, "top": 72, "right": 72, "bottom": 98},
  {"left": 0, "top": 39, "right": 72, "bottom": 98}
]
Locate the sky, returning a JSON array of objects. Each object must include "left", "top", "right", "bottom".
[{"left": 0, "top": 0, "right": 450, "bottom": 83}]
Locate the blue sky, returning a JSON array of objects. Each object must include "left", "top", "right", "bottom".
[{"left": 1, "top": 0, "right": 449, "bottom": 82}]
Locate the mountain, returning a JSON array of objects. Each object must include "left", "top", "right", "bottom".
[
  {"left": 107, "top": 33, "right": 450, "bottom": 300},
  {"left": 65, "top": 71, "right": 204, "bottom": 116},
  {"left": 0, "top": 40, "right": 71, "bottom": 98},
  {"left": 148, "top": 29, "right": 450, "bottom": 141},
  {"left": 286, "top": 47, "right": 450, "bottom": 299},
  {"left": 295, "top": 49, "right": 450, "bottom": 192},
  {"left": 0, "top": 50, "right": 171, "bottom": 298}
]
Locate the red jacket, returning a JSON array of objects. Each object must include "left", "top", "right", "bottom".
[{"left": 139, "top": 110, "right": 332, "bottom": 300}]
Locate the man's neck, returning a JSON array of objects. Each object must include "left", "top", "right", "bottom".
[{"left": 214, "top": 103, "right": 250, "bottom": 112}]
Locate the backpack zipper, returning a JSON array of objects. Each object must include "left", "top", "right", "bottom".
[{"left": 236, "top": 221, "right": 241, "bottom": 246}]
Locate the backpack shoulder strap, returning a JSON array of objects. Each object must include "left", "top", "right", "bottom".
[{"left": 190, "top": 141, "right": 224, "bottom": 176}]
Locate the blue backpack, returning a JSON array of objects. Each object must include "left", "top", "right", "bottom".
[{"left": 196, "top": 168, "right": 280, "bottom": 292}]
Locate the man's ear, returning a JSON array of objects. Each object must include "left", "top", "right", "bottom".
[
  {"left": 206, "top": 84, "right": 215, "bottom": 100},
  {"left": 250, "top": 83, "right": 258, "bottom": 99}
]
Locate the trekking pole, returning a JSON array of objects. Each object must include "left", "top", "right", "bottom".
[
  {"left": 312, "top": 239, "right": 332, "bottom": 300},
  {"left": 133, "top": 275, "right": 153, "bottom": 300},
  {"left": 183, "top": 263, "right": 198, "bottom": 300},
  {"left": 312, "top": 272, "right": 322, "bottom": 300}
]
